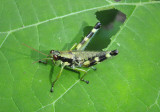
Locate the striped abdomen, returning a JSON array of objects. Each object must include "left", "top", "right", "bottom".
[
  {"left": 82, "top": 50, "right": 118, "bottom": 67},
  {"left": 58, "top": 50, "right": 118, "bottom": 67}
]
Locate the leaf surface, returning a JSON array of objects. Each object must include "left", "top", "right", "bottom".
[{"left": 0, "top": 0, "right": 160, "bottom": 112}]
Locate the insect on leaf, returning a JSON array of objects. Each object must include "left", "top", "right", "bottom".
[{"left": 0, "top": 0, "right": 160, "bottom": 112}]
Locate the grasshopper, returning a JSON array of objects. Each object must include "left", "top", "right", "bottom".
[{"left": 24, "top": 22, "right": 118, "bottom": 92}]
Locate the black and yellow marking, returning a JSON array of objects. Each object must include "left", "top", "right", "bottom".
[
  {"left": 82, "top": 50, "right": 118, "bottom": 67},
  {"left": 76, "top": 22, "right": 101, "bottom": 50}
]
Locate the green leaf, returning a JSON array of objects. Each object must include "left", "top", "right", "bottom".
[{"left": 0, "top": 0, "right": 160, "bottom": 112}]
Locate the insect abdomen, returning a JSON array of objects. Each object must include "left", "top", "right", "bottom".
[{"left": 83, "top": 50, "right": 118, "bottom": 67}]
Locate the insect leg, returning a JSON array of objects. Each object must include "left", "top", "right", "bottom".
[
  {"left": 91, "top": 66, "right": 96, "bottom": 71},
  {"left": 50, "top": 64, "right": 65, "bottom": 92},
  {"left": 39, "top": 59, "right": 55, "bottom": 65},
  {"left": 32, "top": 58, "right": 53, "bottom": 64},
  {"left": 76, "top": 22, "right": 101, "bottom": 50},
  {"left": 71, "top": 68, "right": 90, "bottom": 84},
  {"left": 39, "top": 60, "right": 47, "bottom": 64},
  {"left": 70, "top": 43, "right": 77, "bottom": 51},
  {"left": 80, "top": 72, "right": 89, "bottom": 84}
]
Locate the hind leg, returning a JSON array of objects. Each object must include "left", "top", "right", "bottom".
[{"left": 76, "top": 22, "right": 101, "bottom": 50}]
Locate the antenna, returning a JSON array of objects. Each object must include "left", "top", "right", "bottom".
[{"left": 22, "top": 43, "right": 49, "bottom": 56}]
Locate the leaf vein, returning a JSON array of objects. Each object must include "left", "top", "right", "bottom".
[
  {"left": 35, "top": 80, "right": 79, "bottom": 112},
  {"left": 106, "top": 5, "right": 138, "bottom": 50}
]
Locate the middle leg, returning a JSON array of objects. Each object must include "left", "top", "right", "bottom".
[{"left": 70, "top": 67, "right": 90, "bottom": 84}]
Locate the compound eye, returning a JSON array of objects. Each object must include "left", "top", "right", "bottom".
[
  {"left": 53, "top": 55, "right": 58, "bottom": 60},
  {"left": 50, "top": 50, "right": 54, "bottom": 54}
]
